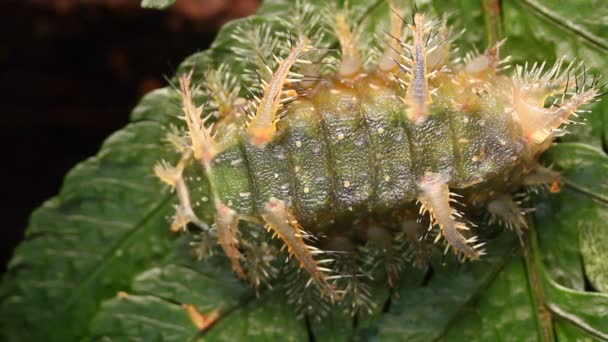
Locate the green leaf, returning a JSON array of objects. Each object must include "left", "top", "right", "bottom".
[
  {"left": 376, "top": 235, "right": 531, "bottom": 341},
  {"left": 543, "top": 143, "right": 608, "bottom": 293},
  {"left": 141, "top": 0, "right": 176, "bottom": 10},
  {"left": 580, "top": 220, "right": 608, "bottom": 293},
  {"left": 2, "top": 0, "right": 608, "bottom": 341},
  {"left": 441, "top": 259, "right": 537, "bottom": 342},
  {"left": 555, "top": 318, "right": 605, "bottom": 342},
  {"left": 0, "top": 119, "right": 178, "bottom": 341},
  {"left": 545, "top": 277, "right": 608, "bottom": 340}
]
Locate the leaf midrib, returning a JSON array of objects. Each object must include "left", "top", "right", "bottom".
[
  {"left": 518, "top": 0, "right": 608, "bottom": 51},
  {"left": 43, "top": 193, "right": 173, "bottom": 338}
]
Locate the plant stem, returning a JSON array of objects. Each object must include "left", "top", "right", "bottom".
[
  {"left": 523, "top": 223, "right": 555, "bottom": 342},
  {"left": 481, "top": 0, "right": 502, "bottom": 47}
]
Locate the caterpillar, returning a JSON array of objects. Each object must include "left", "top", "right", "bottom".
[{"left": 154, "top": 1, "right": 601, "bottom": 311}]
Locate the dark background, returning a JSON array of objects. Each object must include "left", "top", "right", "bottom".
[{"left": 0, "top": 0, "right": 259, "bottom": 273}]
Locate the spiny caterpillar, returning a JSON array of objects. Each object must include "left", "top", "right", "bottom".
[{"left": 154, "top": 1, "right": 601, "bottom": 314}]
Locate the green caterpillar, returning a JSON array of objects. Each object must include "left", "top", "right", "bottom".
[{"left": 154, "top": 2, "right": 600, "bottom": 305}]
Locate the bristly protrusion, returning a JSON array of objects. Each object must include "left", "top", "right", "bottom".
[
  {"left": 510, "top": 60, "right": 600, "bottom": 144},
  {"left": 214, "top": 203, "right": 246, "bottom": 280},
  {"left": 378, "top": 4, "right": 405, "bottom": 73},
  {"left": 154, "top": 154, "right": 208, "bottom": 233},
  {"left": 417, "top": 172, "right": 484, "bottom": 260},
  {"left": 203, "top": 64, "right": 246, "bottom": 127},
  {"left": 522, "top": 164, "right": 562, "bottom": 194},
  {"left": 340, "top": 271, "right": 376, "bottom": 316},
  {"left": 190, "top": 230, "right": 217, "bottom": 260},
  {"left": 464, "top": 38, "right": 509, "bottom": 78},
  {"left": 262, "top": 197, "right": 337, "bottom": 299},
  {"left": 335, "top": 7, "right": 363, "bottom": 78},
  {"left": 240, "top": 239, "right": 279, "bottom": 290},
  {"left": 403, "top": 13, "right": 432, "bottom": 123},
  {"left": 284, "top": 261, "right": 334, "bottom": 321},
  {"left": 231, "top": 23, "right": 282, "bottom": 88},
  {"left": 179, "top": 72, "right": 220, "bottom": 166},
  {"left": 276, "top": 0, "right": 330, "bottom": 47},
  {"left": 425, "top": 14, "right": 458, "bottom": 74},
  {"left": 486, "top": 195, "right": 528, "bottom": 243},
  {"left": 276, "top": 0, "right": 332, "bottom": 88},
  {"left": 245, "top": 37, "right": 311, "bottom": 146},
  {"left": 360, "top": 227, "right": 413, "bottom": 288},
  {"left": 163, "top": 125, "right": 190, "bottom": 154}
]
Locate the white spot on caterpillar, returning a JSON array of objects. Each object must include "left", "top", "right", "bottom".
[
  {"left": 239, "top": 192, "right": 252, "bottom": 198},
  {"left": 343, "top": 180, "right": 351, "bottom": 188},
  {"left": 458, "top": 138, "right": 470, "bottom": 144},
  {"left": 337, "top": 133, "right": 345, "bottom": 140},
  {"left": 231, "top": 159, "right": 243, "bottom": 166},
  {"left": 377, "top": 127, "right": 385, "bottom": 134},
  {"left": 274, "top": 173, "right": 279, "bottom": 179},
  {"left": 295, "top": 140, "right": 302, "bottom": 148},
  {"left": 385, "top": 175, "right": 391, "bottom": 182},
  {"left": 463, "top": 117, "right": 470, "bottom": 124},
  {"left": 303, "top": 187, "right": 310, "bottom": 194},
  {"left": 201, "top": 196, "right": 208, "bottom": 202},
  {"left": 294, "top": 165, "right": 300, "bottom": 172}
]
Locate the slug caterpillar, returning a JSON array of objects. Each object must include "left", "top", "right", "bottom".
[{"left": 154, "top": 0, "right": 601, "bottom": 315}]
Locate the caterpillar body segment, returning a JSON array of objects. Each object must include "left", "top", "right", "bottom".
[
  {"left": 314, "top": 84, "right": 376, "bottom": 213},
  {"left": 154, "top": 3, "right": 601, "bottom": 311},
  {"left": 359, "top": 78, "right": 415, "bottom": 209}
]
